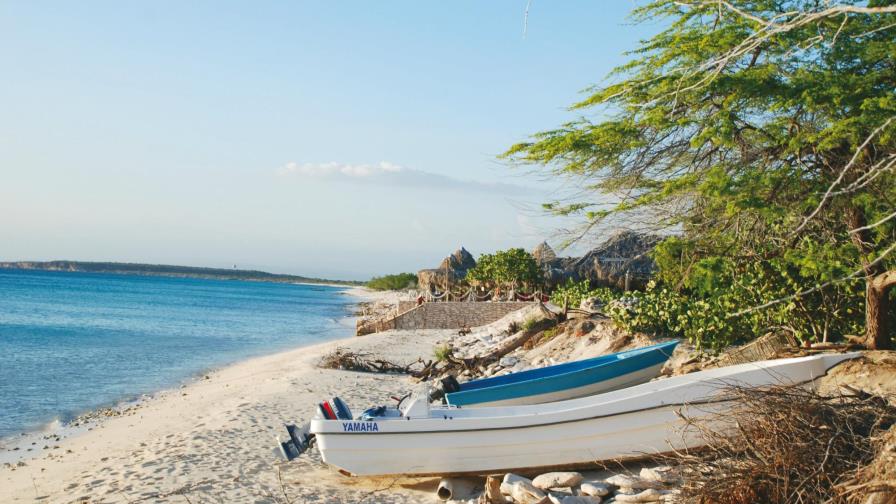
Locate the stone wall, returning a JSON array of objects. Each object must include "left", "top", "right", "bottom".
[
  {"left": 356, "top": 301, "right": 536, "bottom": 335},
  {"left": 397, "top": 300, "right": 418, "bottom": 313},
  {"left": 391, "top": 301, "right": 533, "bottom": 331}
]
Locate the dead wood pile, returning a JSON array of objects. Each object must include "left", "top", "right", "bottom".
[
  {"left": 671, "top": 385, "right": 896, "bottom": 504},
  {"left": 318, "top": 347, "right": 434, "bottom": 378}
]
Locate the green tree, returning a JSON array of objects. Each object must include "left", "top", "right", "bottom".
[
  {"left": 504, "top": 1, "right": 896, "bottom": 348},
  {"left": 366, "top": 273, "right": 418, "bottom": 291},
  {"left": 466, "top": 248, "right": 541, "bottom": 291}
]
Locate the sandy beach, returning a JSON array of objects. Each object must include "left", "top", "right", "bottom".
[{"left": 2, "top": 289, "right": 445, "bottom": 503}]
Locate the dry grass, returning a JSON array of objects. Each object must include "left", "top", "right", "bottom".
[{"left": 670, "top": 385, "right": 896, "bottom": 504}]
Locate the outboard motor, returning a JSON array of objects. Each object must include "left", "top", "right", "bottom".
[
  {"left": 331, "top": 396, "right": 353, "bottom": 420},
  {"left": 440, "top": 375, "right": 461, "bottom": 394}
]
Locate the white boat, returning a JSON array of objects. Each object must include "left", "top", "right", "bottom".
[{"left": 287, "top": 352, "right": 857, "bottom": 476}]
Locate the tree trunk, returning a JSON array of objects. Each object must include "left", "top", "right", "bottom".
[
  {"left": 844, "top": 207, "right": 893, "bottom": 349},
  {"left": 865, "top": 271, "right": 896, "bottom": 350}
]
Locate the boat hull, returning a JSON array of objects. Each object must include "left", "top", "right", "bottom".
[
  {"left": 309, "top": 353, "right": 858, "bottom": 476},
  {"left": 316, "top": 402, "right": 717, "bottom": 476}
]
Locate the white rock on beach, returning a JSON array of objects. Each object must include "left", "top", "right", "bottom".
[
  {"left": 532, "top": 472, "right": 584, "bottom": 489},
  {"left": 499, "top": 356, "right": 519, "bottom": 367},
  {"left": 501, "top": 473, "right": 534, "bottom": 497},
  {"left": 639, "top": 466, "right": 678, "bottom": 484},
  {"left": 604, "top": 474, "right": 661, "bottom": 491},
  {"left": 507, "top": 480, "right": 547, "bottom": 504},
  {"left": 579, "top": 482, "right": 611, "bottom": 497}
]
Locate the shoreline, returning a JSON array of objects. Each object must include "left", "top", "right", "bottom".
[
  {"left": 2, "top": 323, "right": 445, "bottom": 502},
  {"left": 0, "top": 285, "right": 371, "bottom": 460},
  {"left": 0, "top": 284, "right": 368, "bottom": 466}
]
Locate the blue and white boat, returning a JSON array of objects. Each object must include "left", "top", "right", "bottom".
[
  {"left": 443, "top": 340, "right": 679, "bottom": 407},
  {"left": 288, "top": 353, "right": 855, "bottom": 476}
]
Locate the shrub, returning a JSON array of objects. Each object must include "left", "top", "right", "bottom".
[
  {"left": 366, "top": 273, "right": 418, "bottom": 291},
  {"left": 549, "top": 279, "right": 620, "bottom": 309},
  {"left": 433, "top": 345, "right": 451, "bottom": 362},
  {"left": 466, "top": 248, "right": 541, "bottom": 290}
]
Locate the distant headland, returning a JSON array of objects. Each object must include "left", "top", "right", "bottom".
[{"left": 0, "top": 261, "right": 363, "bottom": 286}]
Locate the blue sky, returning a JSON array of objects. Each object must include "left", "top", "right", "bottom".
[{"left": 1, "top": 1, "right": 655, "bottom": 280}]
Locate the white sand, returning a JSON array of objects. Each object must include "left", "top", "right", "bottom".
[{"left": 2, "top": 320, "right": 451, "bottom": 503}]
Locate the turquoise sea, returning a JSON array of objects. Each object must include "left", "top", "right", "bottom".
[{"left": 0, "top": 269, "right": 354, "bottom": 439}]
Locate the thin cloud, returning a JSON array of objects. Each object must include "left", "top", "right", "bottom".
[{"left": 277, "top": 161, "right": 528, "bottom": 194}]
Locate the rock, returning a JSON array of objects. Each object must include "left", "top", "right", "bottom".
[
  {"left": 613, "top": 489, "right": 670, "bottom": 503},
  {"left": 508, "top": 481, "right": 546, "bottom": 504},
  {"left": 561, "top": 497, "right": 601, "bottom": 504},
  {"left": 485, "top": 475, "right": 508, "bottom": 504},
  {"left": 500, "top": 356, "right": 520, "bottom": 367},
  {"left": 639, "top": 466, "right": 677, "bottom": 484},
  {"left": 604, "top": 474, "right": 661, "bottom": 491},
  {"left": 501, "top": 473, "right": 534, "bottom": 496},
  {"left": 532, "top": 472, "right": 584, "bottom": 489},
  {"left": 503, "top": 473, "right": 533, "bottom": 487},
  {"left": 579, "top": 297, "right": 605, "bottom": 312},
  {"left": 579, "top": 482, "right": 610, "bottom": 497}
]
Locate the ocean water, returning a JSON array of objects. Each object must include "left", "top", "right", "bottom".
[{"left": 0, "top": 269, "right": 355, "bottom": 439}]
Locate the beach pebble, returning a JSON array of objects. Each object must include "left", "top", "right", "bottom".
[
  {"left": 579, "top": 482, "right": 610, "bottom": 497},
  {"left": 507, "top": 480, "right": 546, "bottom": 504},
  {"left": 533, "top": 472, "right": 583, "bottom": 489},
  {"left": 502, "top": 473, "right": 533, "bottom": 487},
  {"left": 501, "top": 473, "right": 534, "bottom": 496},
  {"left": 639, "top": 466, "right": 677, "bottom": 484},
  {"left": 604, "top": 474, "right": 661, "bottom": 491},
  {"left": 613, "top": 488, "right": 670, "bottom": 503},
  {"left": 499, "top": 356, "right": 519, "bottom": 367}
]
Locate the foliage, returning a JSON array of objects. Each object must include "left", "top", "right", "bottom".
[
  {"left": 521, "top": 317, "right": 539, "bottom": 332},
  {"left": 433, "top": 345, "right": 451, "bottom": 363},
  {"left": 549, "top": 279, "right": 620, "bottom": 309},
  {"left": 605, "top": 256, "right": 865, "bottom": 352},
  {"left": 505, "top": 0, "right": 896, "bottom": 347},
  {"left": 366, "top": 273, "right": 418, "bottom": 291},
  {"left": 466, "top": 248, "right": 541, "bottom": 290}
]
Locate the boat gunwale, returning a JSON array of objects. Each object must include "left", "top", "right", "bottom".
[{"left": 316, "top": 394, "right": 730, "bottom": 436}]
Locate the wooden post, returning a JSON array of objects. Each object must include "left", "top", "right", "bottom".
[{"left": 624, "top": 270, "right": 631, "bottom": 292}]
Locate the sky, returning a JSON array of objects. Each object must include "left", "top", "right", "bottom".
[{"left": 0, "top": 1, "right": 657, "bottom": 280}]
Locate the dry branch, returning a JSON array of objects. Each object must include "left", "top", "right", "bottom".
[
  {"left": 318, "top": 347, "right": 432, "bottom": 378},
  {"left": 667, "top": 385, "right": 896, "bottom": 504}
]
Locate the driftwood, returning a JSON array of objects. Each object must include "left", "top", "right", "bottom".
[
  {"left": 318, "top": 347, "right": 434, "bottom": 378},
  {"left": 436, "top": 318, "right": 557, "bottom": 376}
]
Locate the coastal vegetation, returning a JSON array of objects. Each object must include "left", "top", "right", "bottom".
[
  {"left": 365, "top": 272, "right": 418, "bottom": 291},
  {"left": 505, "top": 0, "right": 896, "bottom": 350},
  {"left": 466, "top": 248, "right": 541, "bottom": 291}
]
